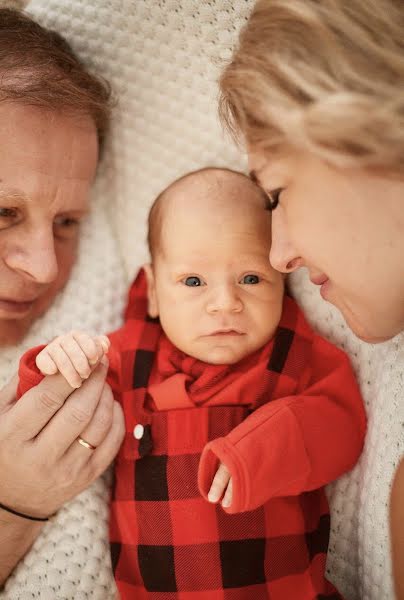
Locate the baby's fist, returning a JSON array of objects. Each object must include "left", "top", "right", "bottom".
[{"left": 36, "top": 331, "right": 110, "bottom": 388}]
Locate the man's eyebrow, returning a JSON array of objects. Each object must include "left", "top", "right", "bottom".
[{"left": 0, "top": 188, "right": 29, "bottom": 202}]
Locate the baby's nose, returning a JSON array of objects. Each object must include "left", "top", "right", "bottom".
[{"left": 206, "top": 285, "right": 243, "bottom": 314}]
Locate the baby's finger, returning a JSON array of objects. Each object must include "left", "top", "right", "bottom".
[
  {"left": 207, "top": 462, "right": 231, "bottom": 503},
  {"left": 59, "top": 335, "right": 92, "bottom": 380},
  {"left": 36, "top": 348, "right": 58, "bottom": 375},
  {"left": 45, "top": 344, "right": 83, "bottom": 389},
  {"left": 73, "top": 332, "right": 106, "bottom": 366},
  {"left": 221, "top": 477, "right": 233, "bottom": 508},
  {"left": 98, "top": 335, "right": 110, "bottom": 353}
]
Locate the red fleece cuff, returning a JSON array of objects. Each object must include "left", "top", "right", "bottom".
[
  {"left": 198, "top": 438, "right": 250, "bottom": 514},
  {"left": 17, "top": 344, "right": 47, "bottom": 399}
]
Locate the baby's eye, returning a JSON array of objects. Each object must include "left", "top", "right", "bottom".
[
  {"left": 241, "top": 274, "right": 260, "bottom": 285},
  {"left": 183, "top": 276, "right": 203, "bottom": 287}
]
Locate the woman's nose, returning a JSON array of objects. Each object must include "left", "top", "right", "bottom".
[
  {"left": 5, "top": 230, "right": 59, "bottom": 284},
  {"left": 269, "top": 210, "right": 303, "bottom": 273},
  {"left": 206, "top": 284, "right": 243, "bottom": 314}
]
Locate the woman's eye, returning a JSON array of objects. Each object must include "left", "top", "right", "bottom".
[
  {"left": 241, "top": 274, "right": 260, "bottom": 285},
  {"left": 183, "top": 276, "right": 203, "bottom": 287},
  {"left": 264, "top": 188, "right": 283, "bottom": 211}
]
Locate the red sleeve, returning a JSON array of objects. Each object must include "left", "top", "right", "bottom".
[
  {"left": 198, "top": 334, "right": 367, "bottom": 514},
  {"left": 16, "top": 334, "right": 122, "bottom": 400},
  {"left": 17, "top": 345, "right": 47, "bottom": 398}
]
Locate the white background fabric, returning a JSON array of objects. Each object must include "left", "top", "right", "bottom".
[{"left": 0, "top": 1, "right": 402, "bottom": 598}]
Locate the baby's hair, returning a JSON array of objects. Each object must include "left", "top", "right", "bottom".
[
  {"left": 220, "top": 0, "right": 404, "bottom": 172},
  {"left": 147, "top": 167, "right": 267, "bottom": 262},
  {"left": 0, "top": 8, "right": 111, "bottom": 146}
]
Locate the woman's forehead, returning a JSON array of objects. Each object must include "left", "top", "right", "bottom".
[{"left": 248, "top": 149, "right": 296, "bottom": 185}]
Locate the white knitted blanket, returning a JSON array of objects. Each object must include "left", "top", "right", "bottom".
[{"left": 0, "top": 1, "right": 402, "bottom": 599}]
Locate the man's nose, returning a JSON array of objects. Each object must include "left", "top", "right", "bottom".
[
  {"left": 269, "top": 209, "right": 303, "bottom": 273},
  {"left": 206, "top": 284, "right": 243, "bottom": 314},
  {"left": 5, "top": 229, "right": 59, "bottom": 284}
]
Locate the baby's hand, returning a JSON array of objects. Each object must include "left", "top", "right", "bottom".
[
  {"left": 207, "top": 463, "right": 233, "bottom": 508},
  {"left": 36, "top": 331, "right": 110, "bottom": 389}
]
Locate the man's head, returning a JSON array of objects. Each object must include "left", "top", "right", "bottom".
[
  {"left": 0, "top": 8, "right": 110, "bottom": 346},
  {"left": 0, "top": 8, "right": 111, "bottom": 145},
  {"left": 144, "top": 168, "right": 285, "bottom": 365}
]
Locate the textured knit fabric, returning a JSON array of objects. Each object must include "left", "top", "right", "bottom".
[
  {"left": 1, "top": 0, "right": 402, "bottom": 598},
  {"left": 18, "top": 270, "right": 366, "bottom": 599}
]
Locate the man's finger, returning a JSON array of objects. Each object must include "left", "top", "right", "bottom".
[
  {"left": 89, "top": 400, "right": 125, "bottom": 477},
  {"left": 0, "top": 374, "right": 18, "bottom": 415},
  {"left": 36, "top": 359, "right": 109, "bottom": 457},
  {"left": 63, "top": 382, "right": 114, "bottom": 466},
  {"left": 4, "top": 371, "right": 74, "bottom": 440}
]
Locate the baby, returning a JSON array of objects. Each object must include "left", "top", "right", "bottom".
[{"left": 18, "top": 168, "right": 366, "bottom": 599}]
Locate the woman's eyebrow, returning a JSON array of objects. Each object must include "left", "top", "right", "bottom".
[
  {"left": 249, "top": 170, "right": 260, "bottom": 185},
  {"left": 249, "top": 169, "right": 268, "bottom": 189}
]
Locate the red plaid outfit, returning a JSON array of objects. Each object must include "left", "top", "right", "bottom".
[{"left": 18, "top": 269, "right": 366, "bottom": 600}]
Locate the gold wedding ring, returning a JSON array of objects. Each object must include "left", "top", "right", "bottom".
[{"left": 77, "top": 436, "right": 96, "bottom": 451}]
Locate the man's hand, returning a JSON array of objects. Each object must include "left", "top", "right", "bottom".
[{"left": 0, "top": 360, "right": 124, "bottom": 523}]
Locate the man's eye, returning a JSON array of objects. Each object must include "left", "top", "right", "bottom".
[
  {"left": 54, "top": 216, "right": 80, "bottom": 228},
  {"left": 264, "top": 188, "right": 283, "bottom": 211},
  {"left": 0, "top": 207, "right": 19, "bottom": 229},
  {"left": 183, "top": 276, "right": 203, "bottom": 287},
  {"left": 241, "top": 274, "right": 260, "bottom": 285},
  {"left": 0, "top": 207, "right": 18, "bottom": 219},
  {"left": 53, "top": 216, "right": 80, "bottom": 239}
]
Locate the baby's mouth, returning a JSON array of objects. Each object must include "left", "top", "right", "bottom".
[{"left": 208, "top": 329, "right": 244, "bottom": 336}]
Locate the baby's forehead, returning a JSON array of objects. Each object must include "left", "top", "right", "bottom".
[
  {"left": 149, "top": 168, "right": 269, "bottom": 260},
  {"left": 165, "top": 169, "right": 267, "bottom": 215}
]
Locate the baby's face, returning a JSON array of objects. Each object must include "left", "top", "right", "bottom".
[{"left": 146, "top": 177, "right": 284, "bottom": 365}]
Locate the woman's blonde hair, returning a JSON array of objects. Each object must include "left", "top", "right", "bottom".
[{"left": 220, "top": 0, "right": 404, "bottom": 171}]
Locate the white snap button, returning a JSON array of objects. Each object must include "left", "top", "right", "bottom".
[{"left": 133, "top": 424, "right": 144, "bottom": 440}]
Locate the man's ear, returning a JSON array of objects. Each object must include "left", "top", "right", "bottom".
[{"left": 143, "top": 263, "right": 159, "bottom": 318}]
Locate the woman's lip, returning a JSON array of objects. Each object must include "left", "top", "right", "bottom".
[
  {"left": 310, "top": 275, "right": 329, "bottom": 286},
  {"left": 319, "top": 279, "right": 331, "bottom": 300},
  {"left": 0, "top": 298, "right": 35, "bottom": 314}
]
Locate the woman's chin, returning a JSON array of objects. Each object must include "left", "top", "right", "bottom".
[{"left": 343, "top": 312, "right": 398, "bottom": 344}]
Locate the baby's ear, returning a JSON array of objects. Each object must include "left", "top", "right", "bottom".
[{"left": 143, "top": 263, "right": 159, "bottom": 318}]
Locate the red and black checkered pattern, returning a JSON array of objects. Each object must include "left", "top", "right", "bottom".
[
  {"left": 111, "top": 406, "right": 341, "bottom": 599},
  {"left": 108, "top": 270, "right": 364, "bottom": 599},
  {"left": 17, "top": 269, "right": 365, "bottom": 599}
]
